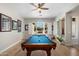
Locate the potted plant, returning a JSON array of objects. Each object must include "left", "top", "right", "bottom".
[{"left": 57, "top": 36, "right": 63, "bottom": 42}]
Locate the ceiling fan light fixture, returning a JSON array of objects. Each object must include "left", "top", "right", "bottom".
[{"left": 38, "top": 8, "right": 41, "bottom": 11}]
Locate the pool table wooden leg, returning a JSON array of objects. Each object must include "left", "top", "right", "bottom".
[
  {"left": 27, "top": 50, "right": 31, "bottom": 56},
  {"left": 53, "top": 48, "right": 56, "bottom": 50},
  {"left": 46, "top": 50, "right": 51, "bottom": 56}
]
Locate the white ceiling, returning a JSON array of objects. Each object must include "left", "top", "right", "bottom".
[{"left": 1, "top": 3, "right": 79, "bottom": 18}]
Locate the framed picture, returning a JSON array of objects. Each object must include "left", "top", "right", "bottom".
[
  {"left": 12, "top": 20, "right": 17, "bottom": 30},
  {"left": 0, "top": 13, "right": 12, "bottom": 32},
  {"left": 17, "top": 20, "right": 21, "bottom": 32},
  {"left": 25, "top": 24, "right": 28, "bottom": 31}
]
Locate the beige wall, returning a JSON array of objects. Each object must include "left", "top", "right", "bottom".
[
  {"left": 0, "top": 4, "right": 24, "bottom": 52},
  {"left": 67, "top": 5, "right": 79, "bottom": 44},
  {"left": 54, "top": 5, "right": 79, "bottom": 45}
]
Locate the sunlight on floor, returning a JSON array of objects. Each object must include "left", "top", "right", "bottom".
[{"left": 70, "top": 48, "right": 78, "bottom": 56}]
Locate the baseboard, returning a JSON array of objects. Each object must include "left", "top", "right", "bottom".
[{"left": 0, "top": 40, "right": 21, "bottom": 54}]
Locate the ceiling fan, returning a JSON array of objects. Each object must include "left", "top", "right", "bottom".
[{"left": 30, "top": 3, "right": 49, "bottom": 13}]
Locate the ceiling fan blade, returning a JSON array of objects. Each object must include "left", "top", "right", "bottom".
[
  {"left": 38, "top": 3, "right": 41, "bottom": 8},
  {"left": 41, "top": 8, "right": 49, "bottom": 10},
  {"left": 30, "top": 3, "right": 37, "bottom": 8},
  {"left": 40, "top": 3, "right": 45, "bottom": 7},
  {"left": 32, "top": 8, "right": 38, "bottom": 11}
]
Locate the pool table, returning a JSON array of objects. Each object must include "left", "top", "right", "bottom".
[{"left": 21, "top": 35, "right": 56, "bottom": 56}]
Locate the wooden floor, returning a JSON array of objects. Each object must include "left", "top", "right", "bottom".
[{"left": 0, "top": 40, "right": 79, "bottom": 56}]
